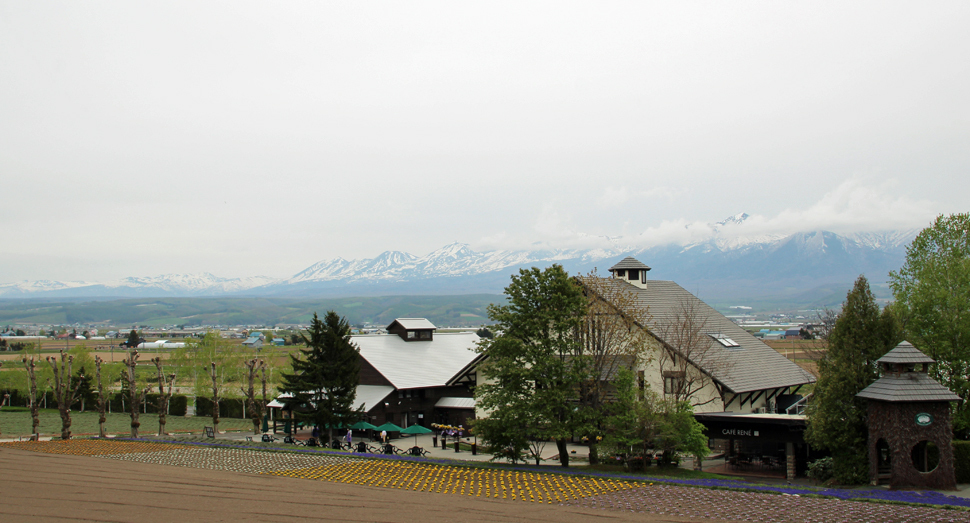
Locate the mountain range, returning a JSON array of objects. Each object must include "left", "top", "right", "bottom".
[{"left": 0, "top": 214, "right": 917, "bottom": 305}]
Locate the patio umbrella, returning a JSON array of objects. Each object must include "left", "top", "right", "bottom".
[
  {"left": 374, "top": 422, "right": 404, "bottom": 433},
  {"left": 400, "top": 424, "right": 432, "bottom": 447},
  {"left": 348, "top": 421, "right": 378, "bottom": 443},
  {"left": 374, "top": 422, "right": 403, "bottom": 443}
]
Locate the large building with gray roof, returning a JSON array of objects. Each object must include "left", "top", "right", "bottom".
[{"left": 601, "top": 257, "right": 816, "bottom": 414}]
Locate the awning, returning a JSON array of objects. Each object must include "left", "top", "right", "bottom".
[{"left": 435, "top": 397, "right": 476, "bottom": 409}]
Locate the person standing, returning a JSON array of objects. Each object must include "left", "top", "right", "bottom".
[
  {"left": 381, "top": 430, "right": 387, "bottom": 444},
  {"left": 345, "top": 429, "right": 352, "bottom": 446}
]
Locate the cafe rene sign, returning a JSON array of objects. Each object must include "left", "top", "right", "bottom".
[
  {"left": 721, "top": 428, "right": 759, "bottom": 437},
  {"left": 915, "top": 412, "right": 934, "bottom": 427}
]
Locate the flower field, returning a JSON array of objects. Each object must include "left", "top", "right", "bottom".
[
  {"left": 0, "top": 439, "right": 190, "bottom": 455},
  {"left": 267, "top": 459, "right": 639, "bottom": 503},
  {"left": 2, "top": 439, "right": 968, "bottom": 522}
]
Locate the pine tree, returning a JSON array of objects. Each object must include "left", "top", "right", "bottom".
[
  {"left": 805, "top": 275, "right": 899, "bottom": 484},
  {"left": 126, "top": 329, "right": 141, "bottom": 348},
  {"left": 280, "top": 311, "right": 360, "bottom": 444}
]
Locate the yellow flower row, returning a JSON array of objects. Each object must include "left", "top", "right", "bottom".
[
  {"left": 0, "top": 440, "right": 191, "bottom": 456},
  {"left": 267, "top": 460, "right": 639, "bottom": 503}
]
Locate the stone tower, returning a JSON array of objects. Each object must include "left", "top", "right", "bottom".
[{"left": 856, "top": 341, "right": 960, "bottom": 489}]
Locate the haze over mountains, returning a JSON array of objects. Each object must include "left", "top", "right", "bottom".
[{"left": 0, "top": 214, "right": 917, "bottom": 304}]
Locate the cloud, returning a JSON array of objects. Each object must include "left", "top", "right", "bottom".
[
  {"left": 476, "top": 177, "right": 942, "bottom": 253},
  {"left": 595, "top": 186, "right": 679, "bottom": 208}
]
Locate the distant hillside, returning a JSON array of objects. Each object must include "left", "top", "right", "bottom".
[{"left": 0, "top": 295, "right": 504, "bottom": 328}]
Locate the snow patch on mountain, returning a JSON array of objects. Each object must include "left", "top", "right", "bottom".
[{"left": 0, "top": 214, "right": 922, "bottom": 298}]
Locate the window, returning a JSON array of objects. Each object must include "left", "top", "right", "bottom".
[
  {"left": 664, "top": 376, "right": 684, "bottom": 395},
  {"left": 627, "top": 270, "right": 638, "bottom": 281},
  {"left": 407, "top": 331, "right": 415, "bottom": 339},
  {"left": 420, "top": 331, "right": 431, "bottom": 339},
  {"left": 615, "top": 269, "right": 626, "bottom": 278}
]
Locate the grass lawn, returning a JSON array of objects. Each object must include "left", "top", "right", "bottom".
[{"left": 0, "top": 408, "right": 252, "bottom": 438}]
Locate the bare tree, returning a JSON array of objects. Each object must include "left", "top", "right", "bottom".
[
  {"left": 22, "top": 357, "right": 41, "bottom": 440},
  {"left": 260, "top": 361, "right": 270, "bottom": 433},
  {"left": 801, "top": 307, "right": 837, "bottom": 377},
  {"left": 209, "top": 362, "right": 221, "bottom": 434},
  {"left": 122, "top": 350, "right": 146, "bottom": 438},
  {"left": 655, "top": 298, "right": 733, "bottom": 408},
  {"left": 575, "top": 272, "right": 654, "bottom": 464},
  {"left": 151, "top": 357, "right": 177, "bottom": 436},
  {"left": 46, "top": 350, "right": 84, "bottom": 440},
  {"left": 94, "top": 356, "right": 108, "bottom": 438},
  {"left": 241, "top": 358, "right": 267, "bottom": 434}
]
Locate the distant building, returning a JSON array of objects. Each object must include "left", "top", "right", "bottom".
[{"left": 270, "top": 318, "right": 482, "bottom": 430}]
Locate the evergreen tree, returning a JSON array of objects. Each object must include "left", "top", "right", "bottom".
[
  {"left": 72, "top": 366, "right": 96, "bottom": 412},
  {"left": 474, "top": 264, "right": 587, "bottom": 467},
  {"left": 125, "top": 329, "right": 141, "bottom": 348},
  {"left": 280, "top": 311, "right": 361, "bottom": 443},
  {"left": 805, "top": 275, "right": 899, "bottom": 484}
]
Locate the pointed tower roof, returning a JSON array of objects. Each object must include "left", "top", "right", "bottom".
[
  {"left": 877, "top": 341, "right": 935, "bottom": 365},
  {"left": 857, "top": 341, "right": 959, "bottom": 403},
  {"left": 609, "top": 257, "right": 651, "bottom": 272}
]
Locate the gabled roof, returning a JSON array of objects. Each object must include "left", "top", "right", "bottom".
[
  {"left": 354, "top": 332, "right": 481, "bottom": 389},
  {"left": 609, "top": 257, "right": 652, "bottom": 271},
  {"left": 877, "top": 341, "right": 935, "bottom": 365},
  {"left": 596, "top": 278, "right": 816, "bottom": 394},
  {"left": 388, "top": 318, "right": 437, "bottom": 330},
  {"left": 857, "top": 373, "right": 960, "bottom": 403},
  {"left": 268, "top": 385, "right": 395, "bottom": 411}
]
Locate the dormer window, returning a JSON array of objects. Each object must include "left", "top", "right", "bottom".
[{"left": 387, "top": 318, "right": 436, "bottom": 342}]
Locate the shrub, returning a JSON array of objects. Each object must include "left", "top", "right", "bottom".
[
  {"left": 169, "top": 395, "right": 188, "bottom": 417},
  {"left": 832, "top": 451, "right": 869, "bottom": 485},
  {"left": 807, "top": 456, "right": 835, "bottom": 483},
  {"left": 955, "top": 440, "right": 970, "bottom": 483}
]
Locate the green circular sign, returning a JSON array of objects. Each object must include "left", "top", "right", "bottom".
[{"left": 915, "top": 413, "right": 934, "bottom": 427}]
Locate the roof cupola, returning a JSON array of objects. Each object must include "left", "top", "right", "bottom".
[{"left": 608, "top": 257, "right": 651, "bottom": 289}]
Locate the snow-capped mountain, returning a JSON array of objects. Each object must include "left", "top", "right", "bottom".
[{"left": 0, "top": 215, "right": 920, "bottom": 300}]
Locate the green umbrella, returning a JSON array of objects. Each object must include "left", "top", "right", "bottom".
[
  {"left": 400, "top": 424, "right": 432, "bottom": 447},
  {"left": 375, "top": 422, "right": 404, "bottom": 433},
  {"left": 349, "top": 421, "right": 378, "bottom": 431}
]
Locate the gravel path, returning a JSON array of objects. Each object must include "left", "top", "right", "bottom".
[{"left": 565, "top": 483, "right": 968, "bottom": 523}]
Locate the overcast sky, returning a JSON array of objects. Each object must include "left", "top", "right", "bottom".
[{"left": 1, "top": 2, "right": 967, "bottom": 282}]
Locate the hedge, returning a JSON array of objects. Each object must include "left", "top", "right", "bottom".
[
  {"left": 955, "top": 440, "right": 970, "bottom": 483},
  {"left": 195, "top": 397, "right": 247, "bottom": 419},
  {"left": 1, "top": 389, "right": 187, "bottom": 416}
]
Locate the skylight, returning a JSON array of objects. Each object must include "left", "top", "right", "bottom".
[{"left": 710, "top": 334, "right": 740, "bottom": 348}]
